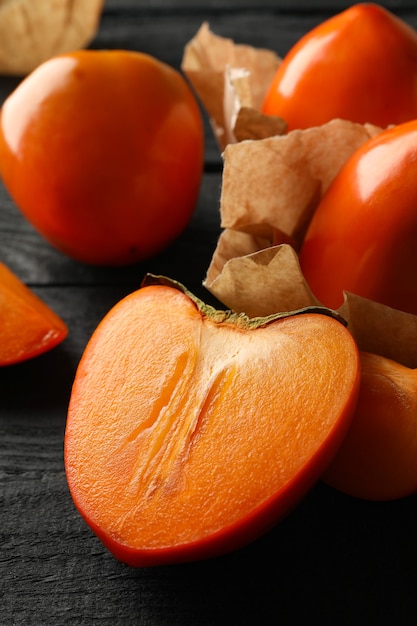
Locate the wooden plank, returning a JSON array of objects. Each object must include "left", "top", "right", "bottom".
[
  {"left": 94, "top": 10, "right": 326, "bottom": 66},
  {"left": 94, "top": 8, "right": 417, "bottom": 66},
  {"left": 2, "top": 270, "right": 417, "bottom": 624},
  {"left": 2, "top": 356, "right": 416, "bottom": 625},
  {"left": 2, "top": 4, "right": 417, "bottom": 624},
  {"left": 103, "top": 0, "right": 417, "bottom": 11}
]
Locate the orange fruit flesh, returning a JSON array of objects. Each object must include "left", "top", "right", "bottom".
[
  {"left": 0, "top": 261, "right": 68, "bottom": 365},
  {"left": 65, "top": 286, "right": 359, "bottom": 556}
]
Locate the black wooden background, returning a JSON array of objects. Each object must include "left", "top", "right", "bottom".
[{"left": 2, "top": 1, "right": 417, "bottom": 624}]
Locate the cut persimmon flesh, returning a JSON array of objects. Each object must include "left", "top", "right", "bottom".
[
  {"left": 0, "top": 261, "right": 68, "bottom": 365},
  {"left": 65, "top": 278, "right": 360, "bottom": 566}
]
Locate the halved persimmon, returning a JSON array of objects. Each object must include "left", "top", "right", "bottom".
[
  {"left": 64, "top": 277, "right": 360, "bottom": 566},
  {"left": 0, "top": 261, "right": 67, "bottom": 366}
]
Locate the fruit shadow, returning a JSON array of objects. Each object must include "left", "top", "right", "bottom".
[
  {"left": 120, "top": 483, "right": 417, "bottom": 625},
  {"left": 0, "top": 342, "right": 76, "bottom": 415}
]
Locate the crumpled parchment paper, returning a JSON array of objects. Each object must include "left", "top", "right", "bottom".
[
  {"left": 182, "top": 24, "right": 417, "bottom": 369},
  {"left": 0, "top": 0, "right": 104, "bottom": 75}
]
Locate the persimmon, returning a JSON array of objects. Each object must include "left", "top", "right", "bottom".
[
  {"left": 299, "top": 120, "right": 417, "bottom": 315},
  {"left": 64, "top": 276, "right": 360, "bottom": 566},
  {"left": 0, "top": 261, "right": 67, "bottom": 365},
  {"left": 323, "top": 352, "right": 417, "bottom": 501},
  {"left": 0, "top": 50, "right": 204, "bottom": 266},
  {"left": 262, "top": 4, "right": 417, "bottom": 131}
]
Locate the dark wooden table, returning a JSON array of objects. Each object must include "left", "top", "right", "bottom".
[{"left": 2, "top": 1, "right": 417, "bottom": 624}]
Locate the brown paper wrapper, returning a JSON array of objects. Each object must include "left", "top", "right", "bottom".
[
  {"left": 207, "top": 244, "right": 417, "bottom": 369},
  {"left": 0, "top": 0, "right": 105, "bottom": 75},
  {"left": 218, "top": 118, "right": 381, "bottom": 246},
  {"left": 205, "top": 118, "right": 381, "bottom": 292},
  {"left": 183, "top": 24, "right": 417, "bottom": 370},
  {"left": 182, "top": 22, "right": 285, "bottom": 150}
]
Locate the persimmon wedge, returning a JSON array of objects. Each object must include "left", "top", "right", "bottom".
[
  {"left": 323, "top": 352, "right": 417, "bottom": 501},
  {"left": 64, "top": 277, "right": 360, "bottom": 566},
  {"left": 0, "top": 261, "right": 67, "bottom": 365}
]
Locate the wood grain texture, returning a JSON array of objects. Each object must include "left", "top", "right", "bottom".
[
  {"left": 2, "top": 2, "right": 417, "bottom": 625},
  {"left": 103, "top": 0, "right": 417, "bottom": 11}
]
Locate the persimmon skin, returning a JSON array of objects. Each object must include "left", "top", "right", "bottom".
[
  {"left": 0, "top": 262, "right": 67, "bottom": 365},
  {"left": 299, "top": 120, "right": 417, "bottom": 315},
  {"left": 64, "top": 281, "right": 360, "bottom": 566},
  {"left": 323, "top": 352, "right": 417, "bottom": 501},
  {"left": 262, "top": 4, "right": 417, "bottom": 131},
  {"left": 0, "top": 50, "right": 204, "bottom": 266}
]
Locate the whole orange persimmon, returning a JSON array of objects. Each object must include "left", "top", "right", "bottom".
[
  {"left": 299, "top": 119, "right": 417, "bottom": 315},
  {"left": 0, "top": 50, "right": 204, "bottom": 266},
  {"left": 262, "top": 3, "right": 417, "bottom": 131},
  {"left": 323, "top": 352, "right": 417, "bottom": 501}
]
